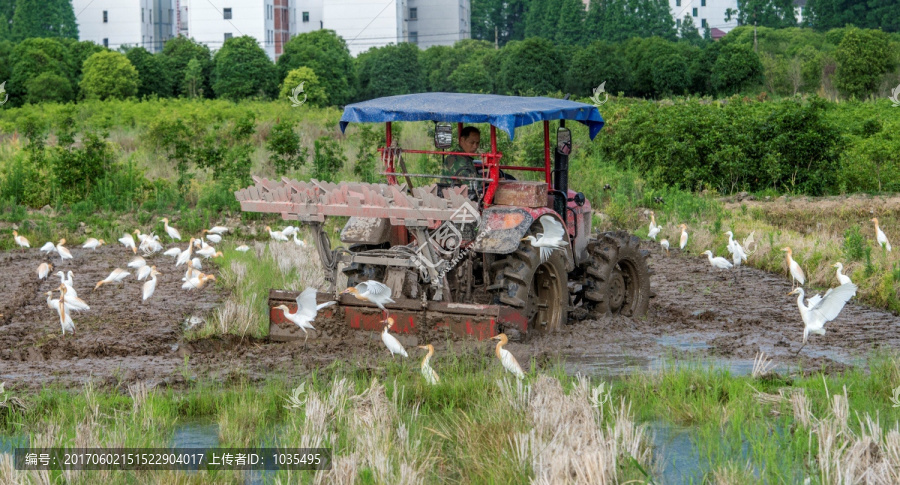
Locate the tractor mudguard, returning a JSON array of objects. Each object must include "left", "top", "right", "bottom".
[{"left": 472, "top": 206, "right": 570, "bottom": 255}]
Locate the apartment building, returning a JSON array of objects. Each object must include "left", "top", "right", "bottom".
[{"left": 72, "top": 0, "right": 175, "bottom": 52}]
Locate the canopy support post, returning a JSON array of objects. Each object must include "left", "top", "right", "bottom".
[{"left": 543, "top": 120, "right": 551, "bottom": 186}]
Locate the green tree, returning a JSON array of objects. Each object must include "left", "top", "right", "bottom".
[
  {"left": 79, "top": 50, "right": 139, "bottom": 100},
  {"left": 125, "top": 47, "right": 171, "bottom": 98},
  {"left": 267, "top": 119, "right": 308, "bottom": 175},
  {"left": 313, "top": 136, "right": 347, "bottom": 182},
  {"left": 10, "top": 0, "right": 78, "bottom": 41},
  {"left": 805, "top": 0, "right": 900, "bottom": 32},
  {"left": 586, "top": 0, "right": 676, "bottom": 43},
  {"left": 498, "top": 37, "right": 564, "bottom": 95},
  {"left": 833, "top": 27, "right": 893, "bottom": 99},
  {"left": 182, "top": 58, "right": 204, "bottom": 98},
  {"left": 24, "top": 72, "right": 73, "bottom": 103},
  {"left": 449, "top": 60, "right": 494, "bottom": 93},
  {"left": 276, "top": 30, "right": 355, "bottom": 105},
  {"left": 279, "top": 67, "right": 328, "bottom": 106},
  {"left": 624, "top": 37, "right": 687, "bottom": 97},
  {"left": 652, "top": 54, "right": 689, "bottom": 96},
  {"left": 565, "top": 41, "right": 632, "bottom": 97},
  {"left": 711, "top": 43, "right": 764, "bottom": 94},
  {"left": 9, "top": 37, "right": 73, "bottom": 104},
  {"left": 212, "top": 36, "right": 277, "bottom": 101},
  {"left": 356, "top": 43, "right": 423, "bottom": 100},
  {"left": 0, "top": 14, "right": 10, "bottom": 41},
  {"left": 0, "top": 40, "right": 12, "bottom": 85},
  {"left": 420, "top": 40, "right": 494, "bottom": 92},
  {"left": 677, "top": 15, "right": 704, "bottom": 45},
  {"left": 555, "top": 0, "right": 585, "bottom": 45},
  {"left": 524, "top": 0, "right": 551, "bottom": 39},
  {"left": 471, "top": 0, "right": 528, "bottom": 47},
  {"left": 65, "top": 40, "right": 106, "bottom": 92},
  {"left": 725, "top": 0, "right": 797, "bottom": 28},
  {"left": 161, "top": 36, "right": 212, "bottom": 97}
]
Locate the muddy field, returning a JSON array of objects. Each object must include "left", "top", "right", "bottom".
[{"left": 2, "top": 240, "right": 899, "bottom": 390}]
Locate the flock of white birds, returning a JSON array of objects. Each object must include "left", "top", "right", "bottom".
[{"left": 646, "top": 211, "right": 895, "bottom": 351}]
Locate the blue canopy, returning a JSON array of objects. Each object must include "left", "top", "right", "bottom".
[{"left": 339, "top": 93, "right": 605, "bottom": 141}]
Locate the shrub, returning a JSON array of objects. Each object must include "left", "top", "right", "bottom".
[
  {"left": 834, "top": 27, "right": 893, "bottom": 99},
  {"left": 279, "top": 67, "right": 328, "bottom": 107},
  {"left": 212, "top": 36, "right": 277, "bottom": 101},
  {"left": 267, "top": 119, "right": 308, "bottom": 174},
  {"left": 277, "top": 30, "right": 355, "bottom": 105},
  {"left": 80, "top": 51, "right": 139, "bottom": 100},
  {"left": 313, "top": 136, "right": 346, "bottom": 182}
]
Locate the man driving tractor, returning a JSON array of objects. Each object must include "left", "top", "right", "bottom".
[{"left": 441, "top": 126, "right": 481, "bottom": 179}]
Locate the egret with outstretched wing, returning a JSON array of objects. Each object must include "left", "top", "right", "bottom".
[
  {"left": 274, "top": 287, "right": 336, "bottom": 346},
  {"left": 521, "top": 214, "right": 568, "bottom": 263},
  {"left": 789, "top": 283, "right": 857, "bottom": 354}
]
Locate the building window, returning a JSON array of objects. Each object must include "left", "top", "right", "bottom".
[
  {"left": 224, "top": 8, "right": 232, "bottom": 19},
  {"left": 103, "top": 38, "right": 108, "bottom": 47},
  {"left": 701, "top": 18, "right": 707, "bottom": 27},
  {"left": 141, "top": 8, "right": 144, "bottom": 22},
  {"left": 409, "top": 31, "right": 417, "bottom": 44},
  {"left": 225, "top": 33, "right": 233, "bottom": 41},
  {"left": 302, "top": 11, "right": 309, "bottom": 22},
  {"left": 692, "top": 7, "right": 698, "bottom": 16},
  {"left": 676, "top": 0, "right": 681, "bottom": 6},
  {"left": 103, "top": 10, "right": 108, "bottom": 22},
  {"left": 676, "top": 18, "right": 681, "bottom": 27},
  {"left": 701, "top": 0, "right": 706, "bottom": 6},
  {"left": 409, "top": 7, "right": 417, "bottom": 20}
]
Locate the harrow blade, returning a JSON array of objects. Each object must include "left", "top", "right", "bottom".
[{"left": 268, "top": 290, "right": 527, "bottom": 342}]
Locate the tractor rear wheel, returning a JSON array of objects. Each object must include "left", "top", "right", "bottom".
[
  {"left": 488, "top": 229, "right": 568, "bottom": 340},
  {"left": 582, "top": 231, "right": 651, "bottom": 318}
]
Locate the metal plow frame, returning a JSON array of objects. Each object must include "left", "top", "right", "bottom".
[{"left": 268, "top": 290, "right": 528, "bottom": 342}]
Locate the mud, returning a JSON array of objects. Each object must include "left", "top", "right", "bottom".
[{"left": 2, "top": 240, "right": 899, "bottom": 391}]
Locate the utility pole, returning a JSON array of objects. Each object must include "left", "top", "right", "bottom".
[
  {"left": 753, "top": 21, "right": 758, "bottom": 52},
  {"left": 495, "top": 25, "right": 499, "bottom": 49}
]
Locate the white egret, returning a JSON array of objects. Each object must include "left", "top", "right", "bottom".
[
  {"left": 140, "top": 234, "right": 163, "bottom": 255},
  {"left": 37, "top": 262, "right": 52, "bottom": 280},
  {"left": 725, "top": 232, "right": 748, "bottom": 269},
  {"left": 182, "top": 261, "right": 197, "bottom": 282},
  {"left": 40, "top": 241, "right": 57, "bottom": 253},
  {"left": 46, "top": 285, "right": 88, "bottom": 312},
  {"left": 160, "top": 218, "right": 181, "bottom": 241},
  {"left": 133, "top": 229, "right": 147, "bottom": 243},
  {"left": 56, "top": 271, "right": 77, "bottom": 298},
  {"left": 293, "top": 232, "right": 307, "bottom": 247},
  {"left": 142, "top": 267, "right": 161, "bottom": 302},
  {"left": 191, "top": 257, "right": 202, "bottom": 270},
  {"left": 789, "top": 283, "right": 857, "bottom": 354},
  {"left": 235, "top": 245, "right": 250, "bottom": 252},
  {"left": 182, "top": 273, "right": 215, "bottom": 291},
  {"left": 56, "top": 285, "right": 75, "bottom": 335},
  {"left": 203, "top": 231, "right": 222, "bottom": 244},
  {"left": 679, "top": 224, "right": 689, "bottom": 250},
  {"left": 832, "top": 262, "right": 852, "bottom": 285},
  {"left": 13, "top": 231, "right": 30, "bottom": 250},
  {"left": 163, "top": 247, "right": 182, "bottom": 258},
  {"left": 266, "top": 226, "right": 289, "bottom": 241},
  {"left": 54, "top": 239, "right": 73, "bottom": 263},
  {"left": 702, "top": 250, "right": 733, "bottom": 270},
  {"left": 196, "top": 246, "right": 222, "bottom": 259},
  {"left": 418, "top": 344, "right": 440, "bottom": 385},
  {"left": 273, "top": 287, "right": 336, "bottom": 346},
  {"left": 781, "top": 247, "right": 805, "bottom": 290},
  {"left": 127, "top": 256, "right": 147, "bottom": 269},
  {"left": 94, "top": 268, "right": 130, "bottom": 291},
  {"left": 521, "top": 214, "right": 568, "bottom": 263},
  {"left": 136, "top": 265, "right": 153, "bottom": 281},
  {"left": 648, "top": 211, "right": 660, "bottom": 240},
  {"left": 341, "top": 280, "right": 395, "bottom": 318},
  {"left": 491, "top": 333, "right": 525, "bottom": 380},
  {"left": 175, "top": 238, "right": 195, "bottom": 267},
  {"left": 282, "top": 226, "right": 298, "bottom": 236},
  {"left": 379, "top": 317, "right": 408, "bottom": 358},
  {"left": 118, "top": 233, "right": 137, "bottom": 254},
  {"left": 207, "top": 226, "right": 229, "bottom": 235},
  {"left": 82, "top": 238, "right": 105, "bottom": 250},
  {"left": 871, "top": 218, "right": 891, "bottom": 252},
  {"left": 660, "top": 239, "right": 670, "bottom": 255}
]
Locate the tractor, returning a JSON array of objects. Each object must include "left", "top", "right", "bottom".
[{"left": 235, "top": 93, "right": 651, "bottom": 342}]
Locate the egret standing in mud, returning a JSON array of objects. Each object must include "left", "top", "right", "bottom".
[
  {"left": 660, "top": 239, "right": 670, "bottom": 255},
  {"left": 207, "top": 225, "right": 229, "bottom": 235},
  {"left": 118, "top": 233, "right": 137, "bottom": 254},
  {"left": 55, "top": 239, "right": 73, "bottom": 263},
  {"left": 143, "top": 267, "right": 161, "bottom": 302},
  {"left": 832, "top": 263, "right": 852, "bottom": 285},
  {"left": 380, "top": 317, "right": 408, "bottom": 358},
  {"left": 95, "top": 268, "right": 130, "bottom": 291},
  {"left": 82, "top": 238, "right": 105, "bottom": 250},
  {"left": 266, "top": 226, "right": 289, "bottom": 242},
  {"left": 40, "top": 241, "right": 56, "bottom": 253},
  {"left": 342, "top": 281, "right": 395, "bottom": 318},
  {"left": 37, "top": 262, "right": 52, "bottom": 280},
  {"left": 55, "top": 285, "right": 75, "bottom": 335},
  {"left": 781, "top": 247, "right": 805, "bottom": 290},
  {"left": 648, "top": 211, "right": 660, "bottom": 240},
  {"left": 521, "top": 215, "right": 568, "bottom": 263},
  {"left": 679, "top": 224, "right": 689, "bottom": 250},
  {"left": 182, "top": 273, "right": 216, "bottom": 291},
  {"left": 491, "top": 333, "right": 525, "bottom": 380},
  {"left": 273, "top": 287, "right": 336, "bottom": 346},
  {"left": 161, "top": 218, "right": 181, "bottom": 241},
  {"left": 702, "top": 250, "right": 733, "bottom": 271},
  {"left": 176, "top": 238, "right": 195, "bottom": 267},
  {"left": 418, "top": 344, "right": 440, "bottom": 385},
  {"left": 871, "top": 218, "right": 891, "bottom": 252},
  {"left": 13, "top": 230, "right": 30, "bottom": 251},
  {"left": 202, "top": 230, "right": 223, "bottom": 244},
  {"left": 789, "top": 283, "right": 857, "bottom": 355}
]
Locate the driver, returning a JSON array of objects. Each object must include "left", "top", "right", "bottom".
[{"left": 441, "top": 126, "right": 480, "bottom": 181}]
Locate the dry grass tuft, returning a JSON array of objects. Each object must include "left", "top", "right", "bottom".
[{"left": 751, "top": 351, "right": 777, "bottom": 379}]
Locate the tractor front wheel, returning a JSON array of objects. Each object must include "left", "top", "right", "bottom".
[
  {"left": 488, "top": 228, "right": 568, "bottom": 340},
  {"left": 582, "top": 231, "right": 651, "bottom": 318}
]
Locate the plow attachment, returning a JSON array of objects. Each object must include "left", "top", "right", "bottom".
[{"left": 268, "top": 290, "right": 528, "bottom": 342}]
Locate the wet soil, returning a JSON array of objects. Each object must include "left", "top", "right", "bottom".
[{"left": 2, "top": 241, "right": 899, "bottom": 391}]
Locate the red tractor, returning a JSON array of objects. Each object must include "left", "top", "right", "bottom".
[{"left": 235, "top": 93, "right": 651, "bottom": 342}]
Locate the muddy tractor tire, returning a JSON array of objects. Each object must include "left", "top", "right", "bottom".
[
  {"left": 582, "top": 231, "right": 651, "bottom": 318},
  {"left": 488, "top": 227, "right": 569, "bottom": 340}
]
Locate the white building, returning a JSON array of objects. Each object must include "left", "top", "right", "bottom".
[
  {"left": 178, "top": 0, "right": 288, "bottom": 60},
  {"left": 321, "top": 0, "right": 470, "bottom": 56},
  {"left": 73, "top": 0, "right": 175, "bottom": 52},
  {"left": 668, "top": 0, "right": 738, "bottom": 37}
]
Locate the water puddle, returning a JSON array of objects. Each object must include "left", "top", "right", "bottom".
[{"left": 648, "top": 421, "right": 706, "bottom": 483}]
